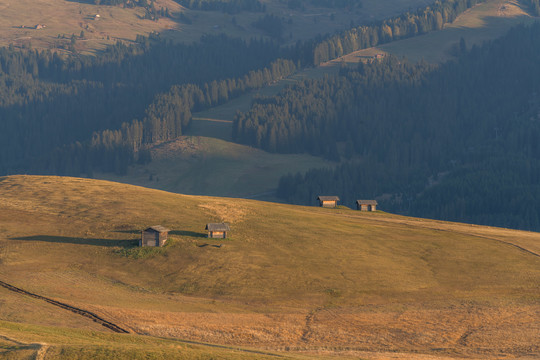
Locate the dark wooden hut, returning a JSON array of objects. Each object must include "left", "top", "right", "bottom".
[
  {"left": 356, "top": 200, "right": 378, "bottom": 211},
  {"left": 205, "top": 223, "right": 230, "bottom": 239},
  {"left": 317, "top": 196, "right": 340, "bottom": 208},
  {"left": 140, "top": 225, "right": 170, "bottom": 247}
]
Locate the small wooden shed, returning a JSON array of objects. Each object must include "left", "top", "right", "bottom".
[
  {"left": 205, "top": 223, "right": 230, "bottom": 239},
  {"left": 140, "top": 225, "right": 170, "bottom": 247},
  {"left": 317, "top": 196, "right": 340, "bottom": 208},
  {"left": 356, "top": 200, "right": 378, "bottom": 211}
]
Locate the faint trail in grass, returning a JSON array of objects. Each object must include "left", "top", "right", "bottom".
[
  {"left": 301, "top": 307, "right": 322, "bottom": 343},
  {"left": 35, "top": 343, "right": 49, "bottom": 360},
  {"left": 300, "top": 209, "right": 540, "bottom": 258},
  {"left": 167, "top": 338, "right": 287, "bottom": 358},
  {"left": 0, "top": 280, "right": 130, "bottom": 334},
  {"left": 366, "top": 217, "right": 540, "bottom": 258},
  {"left": 0, "top": 335, "right": 49, "bottom": 359}
]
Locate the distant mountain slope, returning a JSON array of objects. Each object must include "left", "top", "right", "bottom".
[
  {"left": 0, "top": 0, "right": 432, "bottom": 53},
  {"left": 95, "top": 136, "right": 334, "bottom": 199},
  {"left": 0, "top": 175, "right": 538, "bottom": 358}
]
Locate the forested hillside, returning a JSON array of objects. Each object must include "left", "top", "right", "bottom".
[
  {"left": 0, "top": 0, "right": 483, "bottom": 177},
  {"left": 0, "top": 35, "right": 296, "bottom": 175},
  {"left": 523, "top": 0, "right": 540, "bottom": 15},
  {"left": 309, "top": 0, "right": 487, "bottom": 65},
  {"left": 175, "top": 0, "right": 266, "bottom": 13},
  {"left": 1, "top": 0, "right": 538, "bottom": 230},
  {"left": 235, "top": 23, "right": 540, "bottom": 230}
]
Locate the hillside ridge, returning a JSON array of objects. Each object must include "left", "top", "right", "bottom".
[{"left": 0, "top": 175, "right": 539, "bottom": 359}]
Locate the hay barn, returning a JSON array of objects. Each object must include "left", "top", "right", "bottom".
[
  {"left": 140, "top": 225, "right": 170, "bottom": 247},
  {"left": 356, "top": 200, "right": 378, "bottom": 211},
  {"left": 317, "top": 196, "right": 340, "bottom": 208},
  {"left": 206, "top": 223, "right": 230, "bottom": 239}
]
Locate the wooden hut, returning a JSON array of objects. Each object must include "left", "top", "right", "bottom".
[
  {"left": 205, "top": 223, "right": 230, "bottom": 239},
  {"left": 356, "top": 200, "right": 378, "bottom": 211},
  {"left": 317, "top": 196, "right": 340, "bottom": 208},
  {"left": 140, "top": 225, "right": 170, "bottom": 247}
]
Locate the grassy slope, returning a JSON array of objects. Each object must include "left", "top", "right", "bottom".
[
  {"left": 0, "top": 321, "right": 291, "bottom": 360},
  {"left": 97, "top": 136, "right": 335, "bottom": 198},
  {"left": 0, "top": 0, "right": 431, "bottom": 54},
  {"left": 0, "top": 0, "right": 184, "bottom": 55},
  {"left": 168, "top": 0, "right": 539, "bottom": 201},
  {"left": 327, "top": 0, "right": 537, "bottom": 65},
  {"left": 0, "top": 175, "right": 538, "bottom": 358}
]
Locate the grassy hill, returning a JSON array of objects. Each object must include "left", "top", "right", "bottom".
[
  {"left": 327, "top": 0, "right": 537, "bottom": 64},
  {"left": 0, "top": 175, "right": 538, "bottom": 358},
  {"left": 0, "top": 0, "right": 431, "bottom": 54},
  {"left": 96, "top": 136, "right": 335, "bottom": 199}
]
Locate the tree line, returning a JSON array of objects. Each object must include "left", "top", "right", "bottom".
[
  {"left": 0, "top": 35, "right": 287, "bottom": 175},
  {"left": 252, "top": 14, "right": 285, "bottom": 40},
  {"left": 42, "top": 58, "right": 297, "bottom": 176},
  {"left": 309, "top": 0, "right": 486, "bottom": 65},
  {"left": 523, "top": 0, "right": 540, "bottom": 15},
  {"left": 286, "top": 0, "right": 362, "bottom": 10},
  {"left": 175, "top": 0, "right": 266, "bottom": 13},
  {"left": 251, "top": 22, "right": 540, "bottom": 230}
]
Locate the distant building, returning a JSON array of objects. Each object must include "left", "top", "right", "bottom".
[
  {"left": 356, "top": 200, "right": 378, "bottom": 211},
  {"left": 206, "top": 223, "right": 230, "bottom": 238},
  {"left": 140, "top": 225, "right": 170, "bottom": 247},
  {"left": 317, "top": 196, "right": 340, "bottom": 208}
]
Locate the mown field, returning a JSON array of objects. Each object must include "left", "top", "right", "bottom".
[{"left": 0, "top": 175, "right": 538, "bottom": 359}]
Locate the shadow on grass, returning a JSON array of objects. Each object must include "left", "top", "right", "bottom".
[
  {"left": 113, "top": 229, "right": 141, "bottom": 235},
  {"left": 10, "top": 235, "right": 138, "bottom": 247},
  {"left": 64, "top": 0, "right": 98, "bottom": 3},
  {"left": 115, "top": 230, "right": 208, "bottom": 238},
  {"left": 198, "top": 243, "right": 223, "bottom": 248},
  {"left": 170, "top": 230, "right": 207, "bottom": 238}
]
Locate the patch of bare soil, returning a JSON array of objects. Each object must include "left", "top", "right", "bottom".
[{"left": 93, "top": 303, "right": 540, "bottom": 359}]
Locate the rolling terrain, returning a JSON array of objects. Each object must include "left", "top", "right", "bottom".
[
  {"left": 0, "top": 0, "right": 431, "bottom": 54},
  {"left": 0, "top": 175, "right": 538, "bottom": 359},
  {"left": 100, "top": 0, "right": 540, "bottom": 202},
  {"left": 327, "top": 0, "right": 537, "bottom": 64},
  {"left": 96, "top": 136, "right": 335, "bottom": 199}
]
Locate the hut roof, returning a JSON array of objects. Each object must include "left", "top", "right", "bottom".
[
  {"left": 145, "top": 225, "right": 170, "bottom": 233},
  {"left": 205, "top": 223, "right": 230, "bottom": 231},
  {"left": 356, "top": 200, "right": 378, "bottom": 205},
  {"left": 317, "top": 196, "right": 340, "bottom": 201}
]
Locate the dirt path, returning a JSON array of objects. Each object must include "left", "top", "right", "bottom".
[
  {"left": 0, "top": 334, "right": 48, "bottom": 359},
  {"left": 301, "top": 307, "right": 322, "bottom": 343},
  {"left": 35, "top": 343, "right": 49, "bottom": 360},
  {"left": 0, "top": 281, "right": 288, "bottom": 357},
  {"left": 0, "top": 280, "right": 130, "bottom": 334}
]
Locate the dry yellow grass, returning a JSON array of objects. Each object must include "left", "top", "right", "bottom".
[
  {"left": 0, "top": 0, "right": 184, "bottom": 54},
  {"left": 0, "top": 175, "right": 538, "bottom": 359}
]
